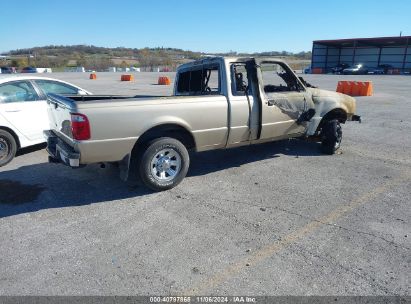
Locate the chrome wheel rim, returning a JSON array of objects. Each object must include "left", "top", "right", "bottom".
[
  {"left": 150, "top": 148, "right": 181, "bottom": 182},
  {"left": 0, "top": 137, "right": 9, "bottom": 160}
]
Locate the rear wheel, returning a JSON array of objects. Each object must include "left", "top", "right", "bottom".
[
  {"left": 320, "top": 119, "right": 342, "bottom": 155},
  {"left": 0, "top": 130, "right": 17, "bottom": 167},
  {"left": 138, "top": 137, "right": 189, "bottom": 191}
]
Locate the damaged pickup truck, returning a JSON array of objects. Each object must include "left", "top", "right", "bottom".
[{"left": 45, "top": 57, "right": 361, "bottom": 191}]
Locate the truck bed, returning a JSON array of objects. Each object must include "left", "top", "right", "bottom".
[{"left": 61, "top": 94, "right": 166, "bottom": 102}]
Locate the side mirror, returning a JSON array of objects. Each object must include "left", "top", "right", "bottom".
[{"left": 78, "top": 89, "right": 87, "bottom": 96}]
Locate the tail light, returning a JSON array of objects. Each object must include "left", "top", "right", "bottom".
[{"left": 71, "top": 113, "right": 90, "bottom": 140}]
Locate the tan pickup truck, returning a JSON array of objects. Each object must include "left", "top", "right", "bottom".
[{"left": 45, "top": 57, "right": 361, "bottom": 191}]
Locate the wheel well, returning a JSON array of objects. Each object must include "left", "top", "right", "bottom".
[
  {"left": 133, "top": 124, "right": 196, "bottom": 152},
  {"left": 0, "top": 126, "right": 20, "bottom": 149},
  {"left": 317, "top": 108, "right": 347, "bottom": 133},
  {"left": 126, "top": 124, "right": 195, "bottom": 182}
]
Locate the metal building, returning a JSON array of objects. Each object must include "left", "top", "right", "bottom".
[{"left": 311, "top": 36, "right": 411, "bottom": 74}]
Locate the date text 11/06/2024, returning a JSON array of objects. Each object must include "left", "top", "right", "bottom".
[{"left": 149, "top": 296, "right": 257, "bottom": 303}]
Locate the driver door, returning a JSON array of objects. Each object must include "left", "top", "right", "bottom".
[
  {"left": 0, "top": 80, "right": 48, "bottom": 142},
  {"left": 226, "top": 61, "right": 259, "bottom": 145},
  {"left": 257, "top": 61, "right": 312, "bottom": 140}
]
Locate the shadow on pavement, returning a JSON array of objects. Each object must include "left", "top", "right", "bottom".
[
  {"left": 0, "top": 138, "right": 322, "bottom": 218},
  {"left": 16, "top": 143, "right": 47, "bottom": 157},
  {"left": 0, "top": 162, "right": 151, "bottom": 218},
  {"left": 189, "top": 138, "right": 322, "bottom": 177}
]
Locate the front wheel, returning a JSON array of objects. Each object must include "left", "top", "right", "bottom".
[
  {"left": 320, "top": 119, "right": 342, "bottom": 155},
  {"left": 0, "top": 129, "right": 17, "bottom": 167},
  {"left": 138, "top": 137, "right": 189, "bottom": 191}
]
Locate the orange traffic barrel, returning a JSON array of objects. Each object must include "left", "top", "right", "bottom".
[
  {"left": 336, "top": 80, "right": 373, "bottom": 96},
  {"left": 312, "top": 68, "right": 323, "bottom": 74},
  {"left": 121, "top": 74, "right": 134, "bottom": 81},
  {"left": 89, "top": 73, "right": 97, "bottom": 80},
  {"left": 158, "top": 76, "right": 171, "bottom": 85}
]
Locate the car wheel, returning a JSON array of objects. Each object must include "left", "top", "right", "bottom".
[
  {"left": 320, "top": 119, "right": 342, "bottom": 155},
  {"left": 0, "top": 130, "right": 17, "bottom": 167},
  {"left": 138, "top": 137, "right": 189, "bottom": 191}
]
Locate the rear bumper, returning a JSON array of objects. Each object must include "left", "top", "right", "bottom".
[{"left": 44, "top": 130, "right": 80, "bottom": 167}]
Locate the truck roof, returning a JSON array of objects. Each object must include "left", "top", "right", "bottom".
[{"left": 177, "top": 56, "right": 287, "bottom": 70}]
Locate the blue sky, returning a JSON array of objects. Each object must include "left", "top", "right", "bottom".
[{"left": 1, "top": 0, "right": 410, "bottom": 53}]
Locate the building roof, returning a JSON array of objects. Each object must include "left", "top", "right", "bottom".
[{"left": 314, "top": 36, "right": 411, "bottom": 48}]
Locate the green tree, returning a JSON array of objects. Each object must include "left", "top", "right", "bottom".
[{"left": 10, "top": 58, "right": 28, "bottom": 67}]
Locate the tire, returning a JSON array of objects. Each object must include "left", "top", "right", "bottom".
[
  {"left": 0, "top": 129, "right": 17, "bottom": 167},
  {"left": 138, "top": 137, "right": 189, "bottom": 191},
  {"left": 320, "top": 119, "right": 342, "bottom": 155}
]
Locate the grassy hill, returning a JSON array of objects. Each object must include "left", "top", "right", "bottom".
[{"left": 1, "top": 45, "right": 311, "bottom": 71}]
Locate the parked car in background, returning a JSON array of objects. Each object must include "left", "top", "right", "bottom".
[
  {"left": 303, "top": 65, "right": 312, "bottom": 74},
  {"left": 368, "top": 64, "right": 393, "bottom": 74},
  {"left": 331, "top": 63, "right": 349, "bottom": 74},
  {"left": 343, "top": 64, "right": 369, "bottom": 75},
  {"left": 1, "top": 67, "right": 16, "bottom": 74},
  {"left": 20, "top": 67, "right": 38, "bottom": 73},
  {"left": 0, "top": 76, "right": 92, "bottom": 166}
]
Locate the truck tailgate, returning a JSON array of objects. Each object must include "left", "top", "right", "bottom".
[{"left": 46, "top": 93, "right": 76, "bottom": 140}]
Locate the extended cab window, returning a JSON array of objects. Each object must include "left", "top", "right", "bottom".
[
  {"left": 176, "top": 65, "right": 220, "bottom": 95},
  {"left": 260, "top": 62, "right": 303, "bottom": 93},
  {"left": 0, "top": 81, "right": 39, "bottom": 103}
]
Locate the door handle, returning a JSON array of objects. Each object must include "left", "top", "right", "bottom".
[
  {"left": 267, "top": 100, "right": 275, "bottom": 106},
  {"left": 5, "top": 110, "right": 21, "bottom": 112}
]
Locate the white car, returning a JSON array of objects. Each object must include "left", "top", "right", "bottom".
[{"left": 0, "top": 76, "right": 92, "bottom": 166}]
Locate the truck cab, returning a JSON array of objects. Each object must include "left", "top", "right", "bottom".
[{"left": 174, "top": 57, "right": 357, "bottom": 148}]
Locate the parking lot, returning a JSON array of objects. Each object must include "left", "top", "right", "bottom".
[{"left": 0, "top": 73, "right": 409, "bottom": 296}]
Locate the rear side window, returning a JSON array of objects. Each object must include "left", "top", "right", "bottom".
[
  {"left": 176, "top": 64, "right": 220, "bottom": 95},
  {"left": 0, "top": 81, "right": 39, "bottom": 103},
  {"left": 35, "top": 80, "right": 79, "bottom": 95}
]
